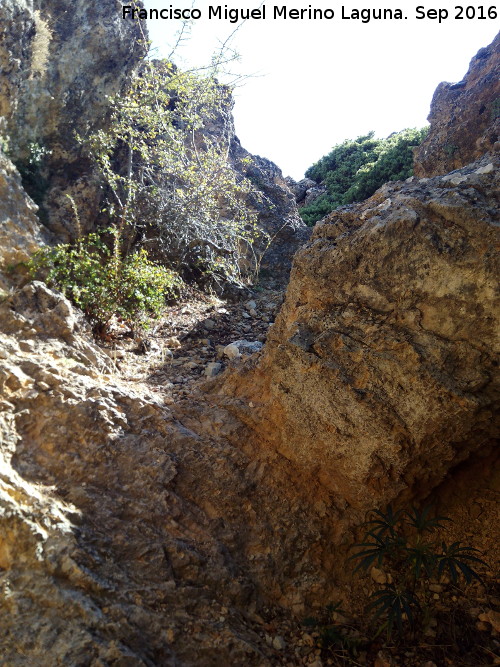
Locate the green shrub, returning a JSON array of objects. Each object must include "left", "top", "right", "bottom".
[
  {"left": 83, "top": 60, "right": 263, "bottom": 286},
  {"left": 301, "top": 128, "right": 428, "bottom": 225},
  {"left": 28, "top": 227, "right": 181, "bottom": 331}
]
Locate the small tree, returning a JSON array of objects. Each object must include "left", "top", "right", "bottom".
[{"left": 84, "top": 60, "right": 263, "bottom": 287}]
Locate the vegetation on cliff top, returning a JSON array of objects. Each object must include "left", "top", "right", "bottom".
[{"left": 300, "top": 127, "right": 428, "bottom": 225}]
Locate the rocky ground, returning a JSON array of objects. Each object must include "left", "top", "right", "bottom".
[
  {"left": 99, "top": 278, "right": 285, "bottom": 404},
  {"left": 93, "top": 278, "right": 500, "bottom": 667}
]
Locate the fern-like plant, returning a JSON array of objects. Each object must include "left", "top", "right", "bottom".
[{"left": 350, "top": 505, "right": 487, "bottom": 640}]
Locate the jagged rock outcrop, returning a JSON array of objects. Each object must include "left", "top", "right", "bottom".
[
  {"left": 414, "top": 31, "right": 500, "bottom": 177},
  {"left": 0, "top": 281, "right": 346, "bottom": 664},
  {"left": 285, "top": 176, "right": 327, "bottom": 208},
  {"left": 1, "top": 9, "right": 307, "bottom": 276},
  {"left": 0, "top": 149, "right": 49, "bottom": 291},
  {"left": 230, "top": 142, "right": 310, "bottom": 277},
  {"left": 0, "top": 0, "right": 146, "bottom": 237}
]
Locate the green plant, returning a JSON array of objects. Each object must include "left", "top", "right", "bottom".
[
  {"left": 350, "top": 505, "right": 487, "bottom": 640},
  {"left": 300, "top": 128, "right": 428, "bottom": 225},
  {"left": 443, "top": 143, "right": 459, "bottom": 157},
  {"left": 82, "top": 59, "right": 264, "bottom": 287},
  {"left": 28, "top": 227, "right": 181, "bottom": 332},
  {"left": 303, "top": 602, "right": 363, "bottom": 662}
]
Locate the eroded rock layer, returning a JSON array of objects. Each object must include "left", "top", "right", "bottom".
[{"left": 0, "top": 281, "right": 348, "bottom": 664}]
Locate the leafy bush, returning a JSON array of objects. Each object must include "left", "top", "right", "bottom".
[
  {"left": 83, "top": 60, "right": 264, "bottom": 287},
  {"left": 349, "top": 505, "right": 487, "bottom": 640},
  {"left": 301, "top": 128, "right": 428, "bottom": 225},
  {"left": 28, "top": 227, "right": 181, "bottom": 332}
]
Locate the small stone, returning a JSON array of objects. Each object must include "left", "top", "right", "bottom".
[
  {"left": 103, "top": 348, "right": 125, "bottom": 359},
  {"left": 479, "top": 609, "right": 500, "bottom": 633},
  {"left": 272, "top": 635, "right": 286, "bottom": 650},
  {"left": 249, "top": 308, "right": 258, "bottom": 317},
  {"left": 428, "top": 583, "right": 443, "bottom": 593},
  {"left": 165, "top": 336, "right": 181, "bottom": 349},
  {"left": 203, "top": 319, "right": 216, "bottom": 330},
  {"left": 246, "top": 300, "right": 257, "bottom": 310},
  {"left": 374, "top": 651, "right": 392, "bottom": 667},
  {"left": 37, "top": 381, "right": 50, "bottom": 391},
  {"left": 204, "top": 362, "right": 222, "bottom": 378},
  {"left": 370, "top": 566, "right": 387, "bottom": 584},
  {"left": 224, "top": 344, "right": 241, "bottom": 360},
  {"left": 475, "top": 163, "right": 494, "bottom": 174}
]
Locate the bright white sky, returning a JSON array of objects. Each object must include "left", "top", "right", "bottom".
[{"left": 142, "top": 1, "right": 498, "bottom": 178}]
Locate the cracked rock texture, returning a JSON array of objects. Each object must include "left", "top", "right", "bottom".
[
  {"left": 0, "top": 0, "right": 146, "bottom": 238},
  {"left": 230, "top": 141, "right": 310, "bottom": 277},
  {"left": 0, "top": 16, "right": 498, "bottom": 667},
  {"left": 414, "top": 32, "right": 500, "bottom": 177},
  {"left": 217, "top": 155, "right": 499, "bottom": 510},
  {"left": 0, "top": 282, "right": 346, "bottom": 664},
  {"left": 0, "top": 149, "right": 49, "bottom": 291}
]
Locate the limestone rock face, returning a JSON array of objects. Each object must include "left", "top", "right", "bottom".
[
  {"left": 0, "top": 0, "right": 146, "bottom": 237},
  {"left": 219, "top": 156, "right": 499, "bottom": 510},
  {"left": 414, "top": 32, "right": 500, "bottom": 177},
  {"left": 0, "top": 281, "right": 345, "bottom": 663}
]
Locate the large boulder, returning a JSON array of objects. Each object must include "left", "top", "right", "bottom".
[
  {"left": 414, "top": 32, "right": 500, "bottom": 177},
  {"left": 218, "top": 155, "right": 499, "bottom": 509}
]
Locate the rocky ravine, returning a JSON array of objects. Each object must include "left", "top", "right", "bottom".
[{"left": 0, "top": 12, "right": 499, "bottom": 667}]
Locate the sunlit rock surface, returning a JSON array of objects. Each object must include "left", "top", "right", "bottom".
[
  {"left": 414, "top": 32, "right": 500, "bottom": 177},
  {"left": 218, "top": 155, "right": 499, "bottom": 510}
]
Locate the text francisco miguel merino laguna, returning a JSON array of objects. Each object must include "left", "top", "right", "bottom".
[{"left": 122, "top": 5, "right": 417, "bottom": 23}]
